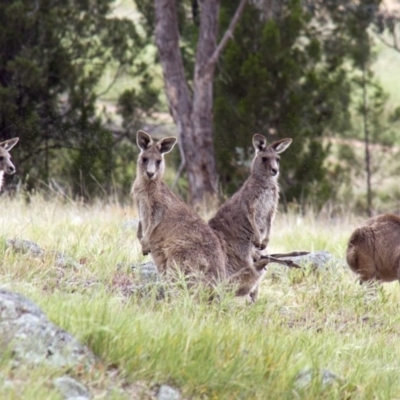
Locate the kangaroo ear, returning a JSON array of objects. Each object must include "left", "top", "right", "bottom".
[
  {"left": 271, "top": 138, "right": 292, "bottom": 154},
  {"left": 0, "top": 137, "right": 19, "bottom": 151},
  {"left": 252, "top": 134, "right": 267, "bottom": 152},
  {"left": 137, "top": 130, "right": 153, "bottom": 151},
  {"left": 157, "top": 137, "right": 177, "bottom": 154}
]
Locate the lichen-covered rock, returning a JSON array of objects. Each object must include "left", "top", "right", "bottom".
[
  {"left": 49, "top": 251, "right": 81, "bottom": 269},
  {"left": 117, "top": 261, "right": 159, "bottom": 283},
  {"left": 6, "top": 239, "right": 45, "bottom": 257},
  {"left": 0, "top": 288, "right": 94, "bottom": 368},
  {"left": 6, "top": 239, "right": 81, "bottom": 269},
  {"left": 278, "top": 251, "right": 343, "bottom": 270},
  {"left": 53, "top": 376, "right": 91, "bottom": 400},
  {"left": 294, "top": 368, "right": 344, "bottom": 389},
  {"left": 157, "top": 385, "right": 181, "bottom": 400},
  {"left": 132, "top": 261, "right": 159, "bottom": 282}
]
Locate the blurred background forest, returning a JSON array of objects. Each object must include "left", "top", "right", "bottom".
[{"left": 1, "top": 0, "right": 400, "bottom": 215}]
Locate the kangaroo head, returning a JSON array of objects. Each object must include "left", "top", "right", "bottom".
[
  {"left": 251, "top": 134, "right": 292, "bottom": 179},
  {"left": 136, "top": 130, "right": 177, "bottom": 181},
  {"left": 0, "top": 137, "right": 19, "bottom": 175}
]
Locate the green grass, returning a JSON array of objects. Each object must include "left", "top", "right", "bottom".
[{"left": 1, "top": 193, "right": 400, "bottom": 399}]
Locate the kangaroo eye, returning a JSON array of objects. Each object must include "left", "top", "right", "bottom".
[
  {"left": 142, "top": 157, "right": 148, "bottom": 163},
  {"left": 262, "top": 157, "right": 268, "bottom": 162},
  {"left": 156, "top": 160, "right": 161, "bottom": 166},
  {"left": 0, "top": 157, "right": 3, "bottom": 161}
]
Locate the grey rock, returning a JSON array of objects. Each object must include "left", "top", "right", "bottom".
[
  {"left": 0, "top": 288, "right": 94, "bottom": 369},
  {"left": 117, "top": 261, "right": 159, "bottom": 282},
  {"left": 279, "top": 251, "right": 343, "bottom": 270},
  {"left": 49, "top": 251, "right": 81, "bottom": 269},
  {"left": 54, "top": 376, "right": 90, "bottom": 400},
  {"left": 6, "top": 239, "right": 45, "bottom": 257},
  {"left": 7, "top": 239, "right": 81, "bottom": 269},
  {"left": 66, "top": 397, "right": 89, "bottom": 400},
  {"left": 294, "top": 368, "right": 344, "bottom": 389},
  {"left": 158, "top": 385, "right": 181, "bottom": 400},
  {"left": 133, "top": 261, "right": 159, "bottom": 282}
]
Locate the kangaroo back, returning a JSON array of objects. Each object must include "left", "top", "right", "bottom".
[
  {"left": 0, "top": 138, "right": 19, "bottom": 191},
  {"left": 209, "top": 134, "right": 292, "bottom": 299},
  {"left": 346, "top": 214, "right": 400, "bottom": 283}
]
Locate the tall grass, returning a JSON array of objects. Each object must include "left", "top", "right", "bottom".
[{"left": 1, "top": 193, "right": 400, "bottom": 399}]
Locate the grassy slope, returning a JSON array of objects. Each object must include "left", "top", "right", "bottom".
[{"left": 1, "top": 194, "right": 400, "bottom": 399}]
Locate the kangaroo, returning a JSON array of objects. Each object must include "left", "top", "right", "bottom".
[
  {"left": 346, "top": 214, "right": 400, "bottom": 283},
  {"left": 209, "top": 134, "right": 292, "bottom": 301},
  {"left": 0, "top": 138, "right": 19, "bottom": 191},
  {"left": 132, "top": 130, "right": 227, "bottom": 286}
]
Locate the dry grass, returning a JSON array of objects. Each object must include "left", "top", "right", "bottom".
[{"left": 1, "top": 193, "right": 400, "bottom": 399}]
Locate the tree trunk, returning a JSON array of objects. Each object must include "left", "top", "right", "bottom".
[
  {"left": 186, "top": 0, "right": 220, "bottom": 207},
  {"left": 154, "top": 0, "right": 247, "bottom": 208}
]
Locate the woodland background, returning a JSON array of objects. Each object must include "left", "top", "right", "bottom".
[{"left": 1, "top": 0, "right": 400, "bottom": 214}]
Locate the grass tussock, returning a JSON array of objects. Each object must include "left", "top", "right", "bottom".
[{"left": 1, "top": 193, "right": 400, "bottom": 399}]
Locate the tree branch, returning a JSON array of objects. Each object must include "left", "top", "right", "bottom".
[
  {"left": 373, "top": 30, "right": 400, "bottom": 52},
  {"left": 201, "top": 0, "right": 248, "bottom": 77},
  {"left": 97, "top": 63, "right": 125, "bottom": 99}
]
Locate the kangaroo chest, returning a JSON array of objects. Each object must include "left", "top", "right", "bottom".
[
  {"left": 252, "top": 188, "right": 278, "bottom": 234},
  {"left": 133, "top": 181, "right": 159, "bottom": 232}
]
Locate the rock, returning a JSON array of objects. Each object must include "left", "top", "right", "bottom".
[
  {"left": 49, "top": 251, "right": 81, "bottom": 269},
  {"left": 133, "top": 262, "right": 159, "bottom": 282},
  {"left": 6, "top": 239, "right": 45, "bottom": 257},
  {"left": 0, "top": 288, "right": 94, "bottom": 369},
  {"left": 117, "top": 261, "right": 159, "bottom": 283},
  {"left": 294, "top": 368, "right": 344, "bottom": 389},
  {"left": 6, "top": 239, "right": 81, "bottom": 269},
  {"left": 53, "top": 376, "right": 90, "bottom": 400},
  {"left": 157, "top": 385, "right": 181, "bottom": 400},
  {"left": 277, "top": 251, "right": 343, "bottom": 270}
]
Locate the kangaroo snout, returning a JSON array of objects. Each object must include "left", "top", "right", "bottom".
[
  {"left": 6, "top": 165, "right": 15, "bottom": 175},
  {"left": 146, "top": 171, "right": 155, "bottom": 179},
  {"left": 270, "top": 167, "right": 278, "bottom": 176}
]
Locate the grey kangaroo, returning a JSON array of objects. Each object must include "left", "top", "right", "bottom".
[
  {"left": 0, "top": 138, "right": 19, "bottom": 191},
  {"left": 132, "top": 130, "right": 227, "bottom": 286},
  {"left": 346, "top": 214, "right": 400, "bottom": 284},
  {"left": 209, "top": 134, "right": 292, "bottom": 301}
]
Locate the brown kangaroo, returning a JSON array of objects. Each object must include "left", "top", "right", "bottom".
[
  {"left": 209, "top": 134, "right": 292, "bottom": 301},
  {"left": 346, "top": 214, "right": 400, "bottom": 283},
  {"left": 132, "top": 130, "right": 227, "bottom": 286},
  {"left": 0, "top": 138, "right": 19, "bottom": 191}
]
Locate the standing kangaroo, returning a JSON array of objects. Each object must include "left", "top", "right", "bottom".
[
  {"left": 346, "top": 214, "right": 400, "bottom": 283},
  {"left": 132, "top": 130, "right": 227, "bottom": 286},
  {"left": 0, "top": 138, "right": 19, "bottom": 191},
  {"left": 209, "top": 134, "right": 292, "bottom": 301}
]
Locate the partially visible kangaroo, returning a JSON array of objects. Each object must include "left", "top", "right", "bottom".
[
  {"left": 209, "top": 134, "right": 292, "bottom": 301},
  {"left": 132, "top": 130, "right": 227, "bottom": 286},
  {"left": 346, "top": 214, "right": 400, "bottom": 283},
  {"left": 0, "top": 138, "right": 19, "bottom": 191}
]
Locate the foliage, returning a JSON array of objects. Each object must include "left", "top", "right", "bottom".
[
  {"left": 213, "top": 0, "right": 382, "bottom": 207},
  {"left": 0, "top": 0, "right": 158, "bottom": 198}
]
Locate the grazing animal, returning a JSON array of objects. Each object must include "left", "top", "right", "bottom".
[
  {"left": 346, "top": 214, "right": 400, "bottom": 283},
  {"left": 132, "top": 130, "right": 227, "bottom": 286},
  {"left": 209, "top": 134, "right": 292, "bottom": 301},
  {"left": 0, "top": 138, "right": 19, "bottom": 191}
]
